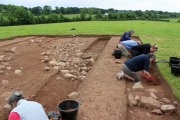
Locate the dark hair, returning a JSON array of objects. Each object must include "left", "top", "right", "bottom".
[
  {"left": 147, "top": 53, "right": 156, "bottom": 63},
  {"left": 7, "top": 91, "right": 24, "bottom": 106}
]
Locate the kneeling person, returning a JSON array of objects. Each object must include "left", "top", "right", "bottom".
[{"left": 116, "top": 53, "right": 155, "bottom": 83}]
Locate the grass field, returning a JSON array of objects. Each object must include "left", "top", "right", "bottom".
[{"left": 0, "top": 20, "right": 180, "bottom": 99}]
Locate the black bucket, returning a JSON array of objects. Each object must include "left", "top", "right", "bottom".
[
  {"left": 114, "top": 50, "right": 122, "bottom": 59},
  {"left": 57, "top": 99, "right": 80, "bottom": 120},
  {"left": 171, "top": 64, "right": 180, "bottom": 77},
  {"left": 169, "top": 57, "right": 180, "bottom": 67}
]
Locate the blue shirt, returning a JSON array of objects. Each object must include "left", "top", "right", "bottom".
[
  {"left": 121, "top": 40, "right": 138, "bottom": 50},
  {"left": 120, "top": 32, "right": 131, "bottom": 41},
  {"left": 124, "top": 54, "right": 150, "bottom": 72}
]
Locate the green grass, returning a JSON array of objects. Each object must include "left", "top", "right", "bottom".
[
  {"left": 0, "top": 20, "right": 180, "bottom": 99},
  {"left": 163, "top": 18, "right": 180, "bottom": 23}
]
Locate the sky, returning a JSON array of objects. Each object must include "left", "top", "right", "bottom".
[{"left": 0, "top": 0, "right": 179, "bottom": 13}]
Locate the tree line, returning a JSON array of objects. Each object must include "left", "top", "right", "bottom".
[{"left": 0, "top": 4, "right": 180, "bottom": 26}]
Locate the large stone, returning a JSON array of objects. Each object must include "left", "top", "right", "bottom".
[
  {"left": 140, "top": 96, "right": 161, "bottom": 109},
  {"left": 64, "top": 73, "right": 77, "bottom": 79},
  {"left": 60, "top": 70, "right": 70, "bottom": 75},
  {"left": 4, "top": 104, "right": 12, "bottom": 114},
  {"left": 128, "top": 94, "right": 137, "bottom": 107},
  {"left": 160, "top": 105, "right": 176, "bottom": 114},
  {"left": 132, "top": 82, "right": 144, "bottom": 91}
]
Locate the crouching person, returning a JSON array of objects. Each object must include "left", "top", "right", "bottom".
[
  {"left": 7, "top": 90, "right": 49, "bottom": 120},
  {"left": 116, "top": 53, "right": 155, "bottom": 83}
]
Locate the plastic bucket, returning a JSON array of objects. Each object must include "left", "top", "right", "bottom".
[
  {"left": 169, "top": 57, "right": 180, "bottom": 67},
  {"left": 115, "top": 50, "right": 122, "bottom": 59},
  {"left": 171, "top": 64, "right": 180, "bottom": 77},
  {"left": 57, "top": 100, "right": 80, "bottom": 120}
]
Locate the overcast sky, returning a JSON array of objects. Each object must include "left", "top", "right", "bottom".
[{"left": 0, "top": 0, "right": 179, "bottom": 12}]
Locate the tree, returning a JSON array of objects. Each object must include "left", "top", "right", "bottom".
[
  {"left": 95, "top": 11, "right": 103, "bottom": 19},
  {"left": 1, "top": 5, "right": 34, "bottom": 25},
  {"left": 0, "top": 15, "right": 10, "bottom": 26},
  {"left": 48, "top": 13, "right": 59, "bottom": 23},
  {"left": 54, "top": 6, "right": 60, "bottom": 14},
  {"left": 40, "top": 14, "right": 46, "bottom": 23},
  {"left": 42, "top": 5, "right": 52, "bottom": 15},
  {"left": 80, "top": 8, "right": 86, "bottom": 21},
  {"left": 126, "top": 12, "right": 136, "bottom": 19},
  {"left": 31, "top": 6, "right": 42, "bottom": 15},
  {"left": 60, "top": 7, "right": 66, "bottom": 14},
  {"left": 119, "top": 12, "right": 126, "bottom": 19}
]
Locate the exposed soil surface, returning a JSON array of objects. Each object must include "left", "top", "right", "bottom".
[{"left": 0, "top": 35, "right": 179, "bottom": 120}]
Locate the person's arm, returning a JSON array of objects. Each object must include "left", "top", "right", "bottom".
[
  {"left": 142, "top": 70, "right": 151, "bottom": 77},
  {"left": 8, "top": 112, "right": 20, "bottom": 120},
  {"left": 125, "top": 32, "right": 131, "bottom": 40}
]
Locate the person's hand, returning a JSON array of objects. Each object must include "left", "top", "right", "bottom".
[
  {"left": 149, "top": 76, "right": 154, "bottom": 81},
  {"left": 143, "top": 75, "right": 154, "bottom": 81},
  {"left": 143, "top": 75, "right": 149, "bottom": 79}
]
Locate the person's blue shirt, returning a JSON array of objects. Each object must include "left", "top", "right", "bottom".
[
  {"left": 124, "top": 54, "right": 150, "bottom": 72},
  {"left": 120, "top": 32, "right": 131, "bottom": 41},
  {"left": 121, "top": 40, "right": 138, "bottom": 50}
]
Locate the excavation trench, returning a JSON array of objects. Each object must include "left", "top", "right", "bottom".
[{"left": 0, "top": 36, "right": 179, "bottom": 120}]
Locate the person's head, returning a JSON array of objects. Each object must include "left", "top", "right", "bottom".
[
  {"left": 129, "top": 30, "right": 135, "bottom": 35},
  {"left": 136, "top": 41, "right": 141, "bottom": 45},
  {"left": 7, "top": 91, "right": 24, "bottom": 108},
  {"left": 150, "top": 44, "right": 158, "bottom": 52},
  {"left": 147, "top": 53, "right": 156, "bottom": 63}
]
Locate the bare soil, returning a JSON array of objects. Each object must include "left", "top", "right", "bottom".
[{"left": 0, "top": 35, "right": 179, "bottom": 120}]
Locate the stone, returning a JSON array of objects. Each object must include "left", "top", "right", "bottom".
[
  {"left": 151, "top": 109, "right": 163, "bottom": 115},
  {"left": 128, "top": 94, "right": 137, "bottom": 107},
  {"left": 78, "top": 76, "right": 86, "bottom": 81},
  {"left": 160, "top": 105, "right": 176, "bottom": 114},
  {"left": 150, "top": 92, "right": 157, "bottom": 99},
  {"left": 43, "top": 66, "right": 50, "bottom": 71},
  {"left": 132, "top": 82, "right": 144, "bottom": 91},
  {"left": 140, "top": 96, "right": 161, "bottom": 109},
  {"left": 10, "top": 47, "right": 17, "bottom": 53},
  {"left": 134, "top": 95, "right": 140, "bottom": 102},
  {"left": 68, "top": 92, "right": 79, "bottom": 99},
  {"left": 0, "top": 55, "right": 5, "bottom": 61},
  {"left": 160, "top": 98, "right": 172, "bottom": 104},
  {"left": 6, "top": 67, "right": 12, "bottom": 70},
  {"left": 60, "top": 70, "right": 70, "bottom": 75},
  {"left": 15, "top": 70, "right": 22, "bottom": 75},
  {"left": 64, "top": 73, "right": 77, "bottom": 79},
  {"left": 0, "top": 65, "right": 6, "bottom": 70},
  {"left": 4, "top": 104, "right": 12, "bottom": 114},
  {"left": 2, "top": 80, "right": 9, "bottom": 84}
]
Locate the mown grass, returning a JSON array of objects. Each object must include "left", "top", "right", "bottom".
[{"left": 0, "top": 20, "right": 180, "bottom": 99}]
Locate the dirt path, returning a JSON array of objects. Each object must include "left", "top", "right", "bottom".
[
  {"left": 0, "top": 36, "right": 179, "bottom": 120},
  {"left": 77, "top": 37, "right": 127, "bottom": 120}
]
